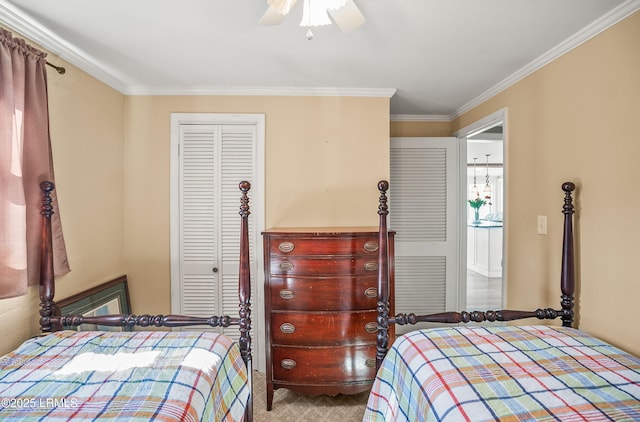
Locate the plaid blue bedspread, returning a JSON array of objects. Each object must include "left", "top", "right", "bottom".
[
  {"left": 363, "top": 325, "right": 640, "bottom": 421},
  {"left": 0, "top": 330, "right": 249, "bottom": 421}
]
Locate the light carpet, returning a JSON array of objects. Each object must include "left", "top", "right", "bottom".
[{"left": 251, "top": 371, "right": 369, "bottom": 421}]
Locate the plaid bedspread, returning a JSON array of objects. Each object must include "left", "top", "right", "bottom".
[
  {"left": 0, "top": 330, "right": 249, "bottom": 421},
  {"left": 363, "top": 325, "right": 640, "bottom": 421}
]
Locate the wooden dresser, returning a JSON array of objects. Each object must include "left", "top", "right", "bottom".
[{"left": 262, "top": 227, "right": 395, "bottom": 410}]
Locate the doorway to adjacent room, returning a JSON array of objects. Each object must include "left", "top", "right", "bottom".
[{"left": 455, "top": 108, "right": 506, "bottom": 312}]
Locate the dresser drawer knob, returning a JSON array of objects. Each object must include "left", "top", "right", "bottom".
[
  {"left": 279, "top": 289, "right": 295, "bottom": 300},
  {"left": 278, "top": 241, "right": 295, "bottom": 253},
  {"left": 364, "top": 287, "right": 377, "bottom": 298},
  {"left": 365, "top": 322, "right": 378, "bottom": 333},
  {"left": 279, "top": 261, "right": 294, "bottom": 271},
  {"left": 365, "top": 358, "right": 377, "bottom": 368},
  {"left": 364, "top": 261, "right": 378, "bottom": 271},
  {"left": 281, "top": 359, "right": 297, "bottom": 370},
  {"left": 280, "top": 323, "right": 296, "bottom": 334},
  {"left": 363, "top": 240, "right": 379, "bottom": 252}
]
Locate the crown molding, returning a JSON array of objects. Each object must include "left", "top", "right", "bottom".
[
  {"left": 450, "top": 0, "right": 640, "bottom": 120},
  {"left": 3, "top": 0, "right": 638, "bottom": 119},
  {"left": 0, "top": 0, "right": 129, "bottom": 92},
  {"left": 391, "top": 0, "right": 640, "bottom": 122},
  {"left": 125, "top": 86, "right": 397, "bottom": 98},
  {"left": 0, "top": 1, "right": 395, "bottom": 100}
]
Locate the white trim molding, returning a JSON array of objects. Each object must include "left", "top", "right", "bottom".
[
  {"left": 394, "top": 0, "right": 640, "bottom": 122},
  {"left": 126, "top": 86, "right": 396, "bottom": 98},
  {"left": 2, "top": 0, "right": 638, "bottom": 119},
  {"left": 0, "top": 0, "right": 129, "bottom": 91},
  {"left": 449, "top": 0, "right": 640, "bottom": 120}
]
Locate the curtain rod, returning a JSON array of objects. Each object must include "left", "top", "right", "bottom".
[{"left": 46, "top": 61, "right": 66, "bottom": 74}]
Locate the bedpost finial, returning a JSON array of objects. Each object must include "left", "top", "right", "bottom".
[
  {"left": 239, "top": 181, "right": 251, "bottom": 193},
  {"left": 377, "top": 180, "right": 389, "bottom": 217},
  {"left": 378, "top": 180, "right": 389, "bottom": 194},
  {"left": 562, "top": 181, "right": 575, "bottom": 216},
  {"left": 238, "top": 181, "right": 251, "bottom": 217},
  {"left": 40, "top": 181, "right": 55, "bottom": 219},
  {"left": 40, "top": 180, "right": 55, "bottom": 193},
  {"left": 562, "top": 181, "right": 575, "bottom": 193}
]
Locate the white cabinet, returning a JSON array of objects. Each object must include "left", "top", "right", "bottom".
[{"left": 467, "top": 223, "right": 503, "bottom": 277}]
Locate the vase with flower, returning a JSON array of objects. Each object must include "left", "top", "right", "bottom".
[{"left": 468, "top": 197, "right": 486, "bottom": 224}]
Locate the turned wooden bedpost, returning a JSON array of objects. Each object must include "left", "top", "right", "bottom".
[
  {"left": 39, "top": 181, "right": 56, "bottom": 333},
  {"left": 238, "top": 181, "right": 253, "bottom": 422},
  {"left": 376, "top": 180, "right": 390, "bottom": 371},
  {"left": 560, "top": 182, "right": 576, "bottom": 328}
]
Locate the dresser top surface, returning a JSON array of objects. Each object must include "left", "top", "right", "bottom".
[{"left": 263, "top": 227, "right": 385, "bottom": 235}]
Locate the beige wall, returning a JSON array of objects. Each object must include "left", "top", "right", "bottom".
[
  {"left": 124, "top": 96, "right": 390, "bottom": 315},
  {"left": 0, "top": 49, "right": 127, "bottom": 355},
  {"left": 450, "top": 12, "right": 640, "bottom": 356},
  {"left": 390, "top": 120, "right": 452, "bottom": 137}
]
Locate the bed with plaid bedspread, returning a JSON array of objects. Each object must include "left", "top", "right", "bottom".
[
  {"left": 363, "top": 325, "right": 640, "bottom": 421},
  {"left": 0, "top": 330, "right": 249, "bottom": 421}
]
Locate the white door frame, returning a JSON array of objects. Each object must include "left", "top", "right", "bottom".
[
  {"left": 169, "top": 112, "right": 266, "bottom": 372},
  {"left": 453, "top": 108, "right": 508, "bottom": 311}
]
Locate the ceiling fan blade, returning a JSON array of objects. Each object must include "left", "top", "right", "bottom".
[
  {"left": 328, "top": 0, "right": 365, "bottom": 32},
  {"left": 268, "top": 0, "right": 298, "bottom": 15},
  {"left": 260, "top": 0, "right": 299, "bottom": 25},
  {"left": 259, "top": 6, "right": 287, "bottom": 26}
]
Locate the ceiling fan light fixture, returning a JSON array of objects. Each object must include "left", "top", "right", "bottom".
[
  {"left": 260, "top": 0, "right": 364, "bottom": 35},
  {"left": 300, "top": 0, "right": 333, "bottom": 27}
]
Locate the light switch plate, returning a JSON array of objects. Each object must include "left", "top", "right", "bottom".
[{"left": 537, "top": 215, "right": 547, "bottom": 235}]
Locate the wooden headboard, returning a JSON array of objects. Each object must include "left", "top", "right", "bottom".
[
  {"left": 375, "top": 181, "right": 576, "bottom": 368},
  {"left": 36, "top": 180, "right": 254, "bottom": 420}
]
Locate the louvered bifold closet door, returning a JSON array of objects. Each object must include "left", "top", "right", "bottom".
[
  {"left": 180, "top": 125, "right": 220, "bottom": 328},
  {"left": 390, "top": 137, "right": 458, "bottom": 335},
  {"left": 179, "top": 124, "right": 256, "bottom": 340},
  {"left": 219, "top": 125, "right": 256, "bottom": 341}
]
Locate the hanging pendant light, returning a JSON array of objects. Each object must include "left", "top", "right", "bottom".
[
  {"left": 471, "top": 157, "right": 479, "bottom": 198},
  {"left": 483, "top": 154, "right": 492, "bottom": 203}
]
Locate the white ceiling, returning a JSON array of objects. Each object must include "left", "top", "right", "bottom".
[{"left": 1, "top": 0, "right": 637, "bottom": 118}]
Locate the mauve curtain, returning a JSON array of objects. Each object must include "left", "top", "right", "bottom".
[{"left": 0, "top": 29, "right": 70, "bottom": 299}]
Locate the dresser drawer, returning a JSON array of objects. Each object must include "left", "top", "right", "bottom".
[
  {"left": 268, "top": 237, "right": 379, "bottom": 257},
  {"left": 270, "top": 311, "right": 378, "bottom": 346},
  {"left": 271, "top": 345, "right": 376, "bottom": 384},
  {"left": 268, "top": 256, "right": 378, "bottom": 276},
  {"left": 269, "top": 276, "right": 378, "bottom": 311}
]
